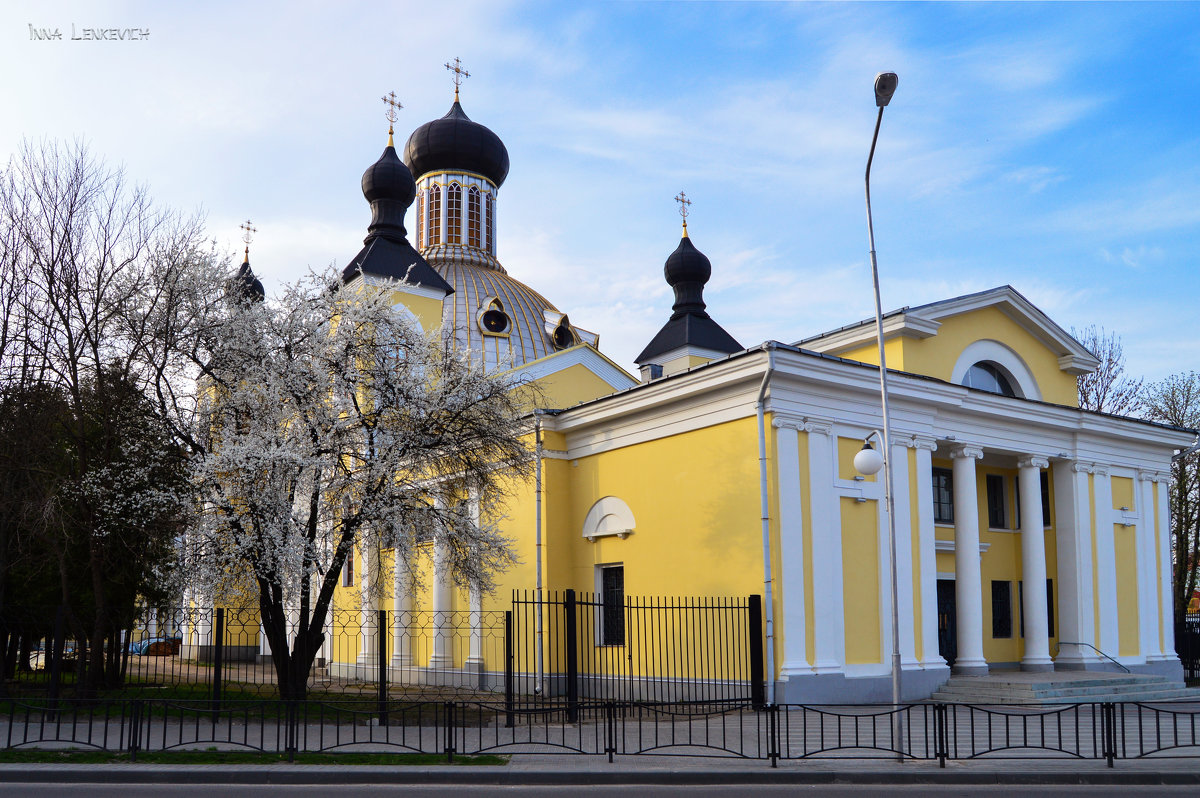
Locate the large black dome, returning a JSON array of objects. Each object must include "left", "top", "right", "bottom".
[{"left": 403, "top": 101, "right": 510, "bottom": 187}]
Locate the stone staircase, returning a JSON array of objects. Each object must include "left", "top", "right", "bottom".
[{"left": 930, "top": 670, "right": 1199, "bottom": 705}]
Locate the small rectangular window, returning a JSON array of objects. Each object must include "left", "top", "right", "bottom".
[
  {"left": 599, "top": 565, "right": 625, "bottom": 646},
  {"left": 986, "top": 474, "right": 1007, "bottom": 529},
  {"left": 343, "top": 549, "right": 355, "bottom": 587},
  {"left": 933, "top": 467, "right": 954, "bottom": 524},
  {"left": 991, "top": 580, "right": 1012, "bottom": 638}
]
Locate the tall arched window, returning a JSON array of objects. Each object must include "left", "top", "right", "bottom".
[
  {"left": 415, "top": 190, "right": 425, "bottom": 248},
  {"left": 446, "top": 183, "right": 463, "bottom": 245},
  {"left": 485, "top": 193, "right": 495, "bottom": 254},
  {"left": 428, "top": 186, "right": 442, "bottom": 246},
  {"left": 467, "top": 186, "right": 482, "bottom": 248}
]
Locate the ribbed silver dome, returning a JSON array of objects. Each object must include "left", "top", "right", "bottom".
[{"left": 434, "top": 261, "right": 567, "bottom": 370}]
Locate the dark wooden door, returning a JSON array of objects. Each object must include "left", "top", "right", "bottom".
[{"left": 937, "top": 579, "right": 957, "bottom": 666}]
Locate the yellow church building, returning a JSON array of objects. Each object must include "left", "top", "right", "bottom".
[{"left": 313, "top": 80, "right": 1194, "bottom": 703}]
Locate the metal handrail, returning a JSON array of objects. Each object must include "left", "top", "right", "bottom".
[{"left": 1056, "top": 641, "right": 1131, "bottom": 673}]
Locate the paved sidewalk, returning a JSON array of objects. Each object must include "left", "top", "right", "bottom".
[{"left": 3, "top": 754, "right": 1200, "bottom": 786}]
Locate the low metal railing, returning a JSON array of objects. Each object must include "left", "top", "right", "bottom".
[{"left": 3, "top": 697, "right": 1198, "bottom": 767}]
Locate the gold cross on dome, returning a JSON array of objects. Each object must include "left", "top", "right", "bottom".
[
  {"left": 674, "top": 191, "right": 691, "bottom": 235},
  {"left": 445, "top": 57, "right": 470, "bottom": 100},
  {"left": 381, "top": 91, "right": 403, "bottom": 145},
  {"left": 239, "top": 219, "right": 257, "bottom": 258}
]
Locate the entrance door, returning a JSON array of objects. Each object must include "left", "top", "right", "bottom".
[{"left": 937, "top": 579, "right": 957, "bottom": 666}]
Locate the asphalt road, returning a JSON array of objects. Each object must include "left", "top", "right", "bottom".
[{"left": 3, "top": 786, "right": 1198, "bottom": 797}]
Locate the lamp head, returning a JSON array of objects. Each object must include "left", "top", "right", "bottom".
[
  {"left": 854, "top": 441, "right": 885, "bottom": 476},
  {"left": 874, "top": 72, "right": 899, "bottom": 108}
]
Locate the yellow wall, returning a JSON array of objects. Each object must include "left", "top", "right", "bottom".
[
  {"left": 841, "top": 497, "right": 881, "bottom": 664},
  {"left": 389, "top": 290, "right": 446, "bottom": 332},
  {"left": 526, "top": 362, "right": 619, "bottom": 410},
  {"left": 1114, "top": 524, "right": 1140, "bottom": 656}
]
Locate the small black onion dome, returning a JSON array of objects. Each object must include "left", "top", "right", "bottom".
[
  {"left": 403, "top": 101, "right": 510, "bottom": 187},
  {"left": 664, "top": 235, "right": 711, "bottom": 317},
  {"left": 228, "top": 257, "right": 265, "bottom": 303},
  {"left": 361, "top": 144, "right": 416, "bottom": 243}
]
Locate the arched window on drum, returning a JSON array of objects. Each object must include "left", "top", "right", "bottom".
[{"left": 467, "top": 186, "right": 482, "bottom": 248}]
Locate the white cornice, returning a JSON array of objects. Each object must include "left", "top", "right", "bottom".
[{"left": 511, "top": 344, "right": 638, "bottom": 396}]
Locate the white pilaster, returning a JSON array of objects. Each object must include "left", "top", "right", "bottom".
[
  {"left": 951, "top": 445, "right": 988, "bottom": 675},
  {"left": 890, "top": 436, "right": 918, "bottom": 668},
  {"left": 1091, "top": 466, "right": 1120, "bottom": 657},
  {"left": 806, "top": 420, "right": 844, "bottom": 674},
  {"left": 1018, "top": 457, "right": 1053, "bottom": 671},
  {"left": 1156, "top": 475, "right": 1177, "bottom": 660},
  {"left": 1136, "top": 472, "right": 1162, "bottom": 661},
  {"left": 775, "top": 419, "right": 810, "bottom": 676},
  {"left": 913, "top": 436, "right": 944, "bottom": 668},
  {"left": 1053, "top": 461, "right": 1100, "bottom": 668}
]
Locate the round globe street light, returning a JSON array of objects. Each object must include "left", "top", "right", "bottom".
[
  {"left": 854, "top": 439, "right": 885, "bottom": 476},
  {"left": 862, "top": 70, "right": 903, "bottom": 761}
]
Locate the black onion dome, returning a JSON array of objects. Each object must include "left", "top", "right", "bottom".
[
  {"left": 228, "top": 257, "right": 265, "bottom": 303},
  {"left": 361, "top": 144, "right": 416, "bottom": 244},
  {"left": 361, "top": 145, "right": 416, "bottom": 206},
  {"left": 635, "top": 233, "right": 741, "bottom": 365},
  {"left": 664, "top": 235, "right": 711, "bottom": 289},
  {"left": 403, "top": 101, "right": 510, "bottom": 187}
]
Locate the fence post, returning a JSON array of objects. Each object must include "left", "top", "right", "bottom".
[
  {"left": 767, "top": 703, "right": 779, "bottom": 767},
  {"left": 377, "top": 608, "right": 388, "bottom": 726},
  {"left": 1102, "top": 702, "right": 1117, "bottom": 767},
  {"left": 564, "top": 589, "right": 578, "bottom": 723},
  {"left": 444, "top": 701, "right": 456, "bottom": 762},
  {"left": 748, "top": 594, "right": 765, "bottom": 710},
  {"left": 606, "top": 701, "right": 616, "bottom": 763},
  {"left": 129, "top": 698, "right": 142, "bottom": 762},
  {"left": 934, "top": 703, "right": 948, "bottom": 767},
  {"left": 504, "top": 611, "right": 514, "bottom": 728},
  {"left": 211, "top": 608, "right": 224, "bottom": 722},
  {"left": 286, "top": 700, "right": 297, "bottom": 763},
  {"left": 47, "top": 605, "right": 65, "bottom": 710}
]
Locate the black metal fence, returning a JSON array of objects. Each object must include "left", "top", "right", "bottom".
[
  {"left": 3, "top": 697, "right": 1198, "bottom": 766},
  {"left": 1178, "top": 613, "right": 1200, "bottom": 681},
  {"left": 508, "top": 590, "right": 764, "bottom": 707},
  {"left": 2, "top": 592, "right": 764, "bottom": 709}
]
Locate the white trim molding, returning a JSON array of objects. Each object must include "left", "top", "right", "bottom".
[{"left": 582, "top": 496, "right": 636, "bottom": 541}]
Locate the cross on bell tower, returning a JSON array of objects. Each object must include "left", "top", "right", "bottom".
[
  {"left": 239, "top": 219, "right": 257, "bottom": 260},
  {"left": 445, "top": 57, "right": 470, "bottom": 102},
  {"left": 381, "top": 91, "right": 403, "bottom": 147},
  {"left": 674, "top": 191, "right": 692, "bottom": 237}
]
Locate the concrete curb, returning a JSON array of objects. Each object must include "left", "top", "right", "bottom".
[{"left": 3, "top": 764, "right": 1200, "bottom": 786}]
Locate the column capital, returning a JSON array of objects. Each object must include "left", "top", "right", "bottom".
[
  {"left": 1070, "top": 461, "right": 1092, "bottom": 474},
  {"left": 1018, "top": 456, "right": 1050, "bottom": 470},
  {"left": 772, "top": 417, "right": 803, "bottom": 431},
  {"left": 803, "top": 419, "right": 834, "bottom": 436},
  {"left": 950, "top": 445, "right": 983, "bottom": 461},
  {"left": 1091, "top": 464, "right": 1110, "bottom": 477},
  {"left": 909, "top": 435, "right": 938, "bottom": 452}
]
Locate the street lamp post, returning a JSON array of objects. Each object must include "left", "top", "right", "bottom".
[{"left": 861, "top": 71, "right": 903, "bottom": 760}]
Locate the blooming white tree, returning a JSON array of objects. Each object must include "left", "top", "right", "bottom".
[{"left": 186, "top": 270, "right": 529, "bottom": 699}]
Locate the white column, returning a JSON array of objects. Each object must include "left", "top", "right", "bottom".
[
  {"left": 1136, "top": 472, "right": 1162, "bottom": 661},
  {"left": 430, "top": 529, "right": 454, "bottom": 669},
  {"left": 889, "top": 436, "right": 918, "bottom": 668},
  {"left": 806, "top": 421, "right": 844, "bottom": 674},
  {"left": 356, "top": 544, "right": 378, "bottom": 669},
  {"left": 1053, "top": 461, "right": 1100, "bottom": 668},
  {"left": 913, "top": 437, "right": 944, "bottom": 668},
  {"left": 466, "top": 489, "right": 484, "bottom": 668},
  {"left": 391, "top": 552, "right": 413, "bottom": 668},
  {"left": 1091, "top": 467, "right": 1120, "bottom": 657},
  {"left": 775, "top": 420, "right": 810, "bottom": 677},
  {"left": 148, "top": 609, "right": 158, "bottom": 639},
  {"left": 1156, "top": 475, "right": 1177, "bottom": 660},
  {"left": 1018, "top": 457, "right": 1053, "bottom": 671},
  {"left": 951, "top": 445, "right": 988, "bottom": 675}
]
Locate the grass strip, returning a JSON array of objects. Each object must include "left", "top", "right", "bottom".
[{"left": 0, "top": 748, "right": 508, "bottom": 765}]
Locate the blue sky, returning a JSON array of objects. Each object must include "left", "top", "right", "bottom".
[{"left": 4, "top": 1, "right": 1198, "bottom": 380}]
